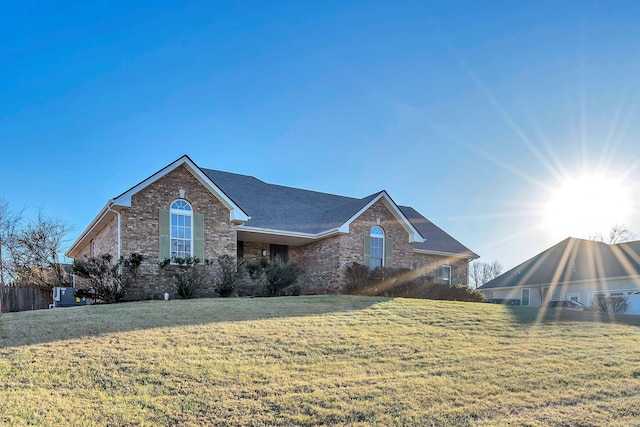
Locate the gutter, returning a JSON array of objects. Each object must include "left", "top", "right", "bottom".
[
  {"left": 413, "top": 248, "right": 480, "bottom": 260},
  {"left": 480, "top": 274, "right": 640, "bottom": 291},
  {"left": 238, "top": 225, "right": 343, "bottom": 240},
  {"left": 106, "top": 204, "right": 121, "bottom": 261},
  {"left": 65, "top": 200, "right": 116, "bottom": 258}
]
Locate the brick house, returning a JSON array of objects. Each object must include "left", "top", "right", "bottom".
[{"left": 66, "top": 155, "right": 478, "bottom": 298}]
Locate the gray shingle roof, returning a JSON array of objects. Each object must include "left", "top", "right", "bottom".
[
  {"left": 400, "top": 206, "right": 478, "bottom": 257},
  {"left": 202, "top": 168, "right": 475, "bottom": 256},
  {"left": 479, "top": 237, "right": 640, "bottom": 290}
]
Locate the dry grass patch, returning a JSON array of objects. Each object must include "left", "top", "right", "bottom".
[{"left": 1, "top": 296, "right": 640, "bottom": 426}]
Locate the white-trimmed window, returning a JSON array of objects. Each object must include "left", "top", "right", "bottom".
[
  {"left": 567, "top": 293, "right": 581, "bottom": 302},
  {"left": 442, "top": 265, "right": 452, "bottom": 284},
  {"left": 521, "top": 288, "right": 530, "bottom": 306},
  {"left": 170, "top": 200, "right": 193, "bottom": 260},
  {"left": 483, "top": 291, "right": 494, "bottom": 302},
  {"left": 370, "top": 226, "right": 385, "bottom": 269},
  {"left": 541, "top": 287, "right": 549, "bottom": 302}
]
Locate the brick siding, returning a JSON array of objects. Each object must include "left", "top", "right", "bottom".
[{"left": 72, "top": 170, "right": 470, "bottom": 298}]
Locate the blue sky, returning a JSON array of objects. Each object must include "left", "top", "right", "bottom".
[{"left": 2, "top": 0, "right": 640, "bottom": 270}]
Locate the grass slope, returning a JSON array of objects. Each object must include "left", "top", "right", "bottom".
[{"left": 1, "top": 296, "right": 640, "bottom": 426}]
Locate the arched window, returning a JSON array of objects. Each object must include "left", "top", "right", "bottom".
[
  {"left": 170, "top": 200, "right": 193, "bottom": 260},
  {"left": 370, "top": 226, "right": 385, "bottom": 269}
]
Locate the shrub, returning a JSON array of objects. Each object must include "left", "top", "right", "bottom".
[
  {"left": 216, "top": 255, "right": 243, "bottom": 297},
  {"left": 265, "top": 261, "right": 303, "bottom": 296},
  {"left": 344, "top": 262, "right": 371, "bottom": 294},
  {"left": 72, "top": 253, "right": 144, "bottom": 303},
  {"left": 159, "top": 257, "right": 206, "bottom": 299},
  {"left": 424, "top": 283, "right": 485, "bottom": 302},
  {"left": 343, "top": 263, "right": 484, "bottom": 302},
  {"left": 243, "top": 258, "right": 304, "bottom": 296},
  {"left": 594, "top": 295, "right": 629, "bottom": 313},
  {"left": 245, "top": 257, "right": 269, "bottom": 295}
]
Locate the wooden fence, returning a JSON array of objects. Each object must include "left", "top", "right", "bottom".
[{"left": 1, "top": 286, "right": 52, "bottom": 313}]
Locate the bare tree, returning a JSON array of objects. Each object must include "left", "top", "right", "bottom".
[
  {"left": 593, "top": 295, "right": 629, "bottom": 313},
  {"left": 0, "top": 199, "right": 21, "bottom": 286},
  {"left": 7, "top": 211, "right": 72, "bottom": 290},
  {"left": 590, "top": 224, "right": 635, "bottom": 244},
  {"left": 468, "top": 260, "right": 503, "bottom": 289}
]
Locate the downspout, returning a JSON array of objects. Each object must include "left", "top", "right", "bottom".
[{"left": 106, "top": 203, "right": 121, "bottom": 262}]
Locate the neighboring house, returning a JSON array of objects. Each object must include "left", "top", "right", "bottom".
[
  {"left": 478, "top": 237, "right": 640, "bottom": 308},
  {"left": 66, "top": 155, "right": 477, "bottom": 298}
]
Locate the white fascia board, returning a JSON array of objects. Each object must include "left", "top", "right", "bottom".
[
  {"left": 65, "top": 200, "right": 118, "bottom": 258},
  {"left": 339, "top": 192, "right": 425, "bottom": 243},
  {"left": 413, "top": 248, "right": 479, "bottom": 260},
  {"left": 238, "top": 225, "right": 343, "bottom": 240},
  {"left": 481, "top": 275, "right": 640, "bottom": 292},
  {"left": 112, "top": 155, "right": 250, "bottom": 223},
  {"left": 485, "top": 275, "right": 640, "bottom": 291}
]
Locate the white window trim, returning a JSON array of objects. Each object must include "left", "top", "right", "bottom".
[
  {"left": 370, "top": 226, "right": 385, "bottom": 269},
  {"left": 442, "top": 265, "right": 452, "bottom": 283},
  {"left": 521, "top": 288, "right": 530, "bottom": 306},
  {"left": 567, "top": 293, "right": 581, "bottom": 303},
  {"left": 170, "top": 199, "right": 194, "bottom": 261},
  {"left": 588, "top": 289, "right": 637, "bottom": 306},
  {"left": 541, "top": 287, "right": 549, "bottom": 302}
]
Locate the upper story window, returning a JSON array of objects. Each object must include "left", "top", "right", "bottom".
[
  {"left": 170, "top": 200, "right": 193, "bottom": 260},
  {"left": 370, "top": 226, "right": 385, "bottom": 269}
]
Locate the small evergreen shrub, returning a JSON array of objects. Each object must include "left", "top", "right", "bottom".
[
  {"left": 343, "top": 262, "right": 484, "bottom": 302},
  {"left": 344, "top": 262, "right": 370, "bottom": 294},
  {"left": 243, "top": 258, "right": 304, "bottom": 296},
  {"left": 159, "top": 257, "right": 206, "bottom": 299},
  {"left": 72, "top": 253, "right": 144, "bottom": 303},
  {"left": 216, "top": 254, "right": 242, "bottom": 297},
  {"left": 265, "top": 261, "right": 303, "bottom": 296}
]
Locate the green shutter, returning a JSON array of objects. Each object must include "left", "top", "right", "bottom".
[
  {"left": 194, "top": 213, "right": 205, "bottom": 261},
  {"left": 159, "top": 209, "right": 170, "bottom": 260},
  {"left": 385, "top": 236, "right": 393, "bottom": 267},
  {"left": 452, "top": 266, "right": 459, "bottom": 285},
  {"left": 363, "top": 233, "right": 371, "bottom": 268},
  {"left": 435, "top": 265, "right": 442, "bottom": 284}
]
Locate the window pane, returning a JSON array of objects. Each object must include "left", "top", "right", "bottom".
[
  {"left": 184, "top": 216, "right": 191, "bottom": 227},
  {"left": 443, "top": 266, "right": 451, "bottom": 281},
  {"left": 171, "top": 215, "right": 177, "bottom": 226}
]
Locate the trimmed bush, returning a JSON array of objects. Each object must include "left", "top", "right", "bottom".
[
  {"left": 244, "top": 258, "right": 304, "bottom": 297},
  {"left": 72, "top": 253, "right": 144, "bottom": 303},
  {"left": 158, "top": 257, "right": 207, "bottom": 299},
  {"left": 216, "top": 255, "right": 242, "bottom": 297},
  {"left": 343, "top": 262, "right": 484, "bottom": 302}
]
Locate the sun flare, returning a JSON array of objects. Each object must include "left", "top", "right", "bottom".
[{"left": 542, "top": 174, "right": 633, "bottom": 239}]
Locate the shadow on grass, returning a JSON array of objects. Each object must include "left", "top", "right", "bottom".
[
  {"left": 501, "top": 304, "right": 640, "bottom": 327},
  {"left": 0, "top": 295, "right": 382, "bottom": 348}
]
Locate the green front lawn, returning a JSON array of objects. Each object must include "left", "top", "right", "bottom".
[{"left": 1, "top": 296, "right": 639, "bottom": 426}]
